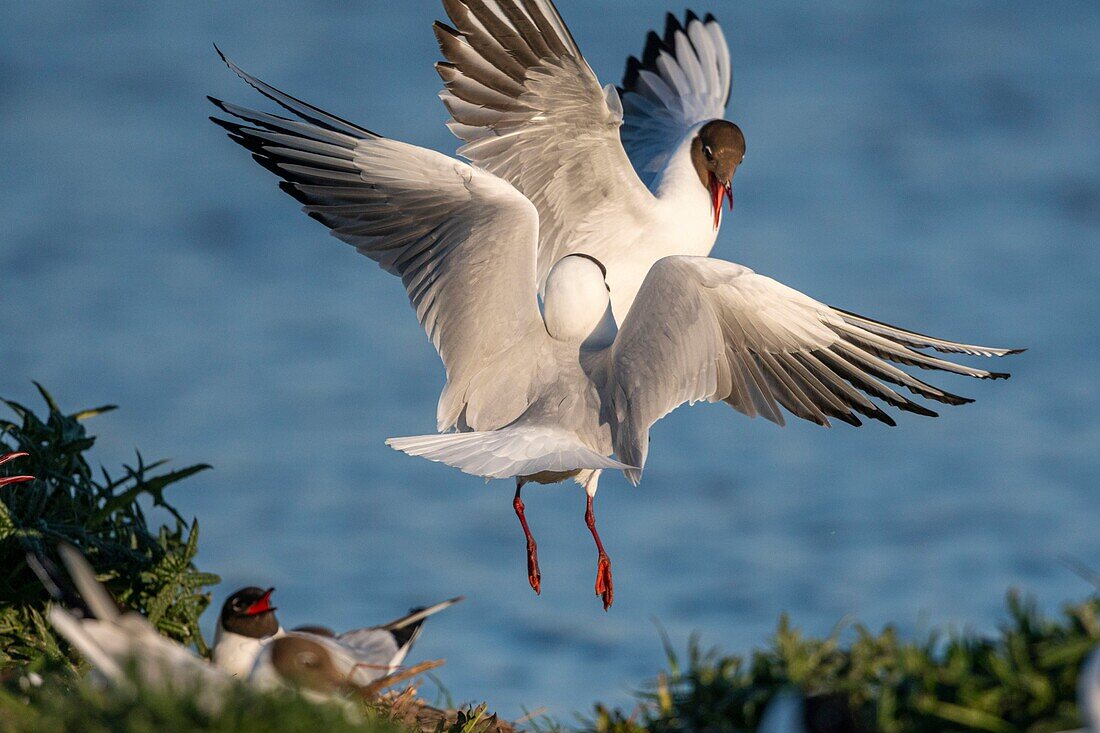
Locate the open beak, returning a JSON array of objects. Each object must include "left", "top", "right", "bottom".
[
  {"left": 0, "top": 452, "right": 34, "bottom": 487},
  {"left": 246, "top": 587, "right": 276, "bottom": 616},
  {"left": 708, "top": 173, "right": 734, "bottom": 230}
]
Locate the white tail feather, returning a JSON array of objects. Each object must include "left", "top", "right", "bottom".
[
  {"left": 379, "top": 596, "right": 464, "bottom": 632},
  {"left": 387, "top": 427, "right": 633, "bottom": 480}
]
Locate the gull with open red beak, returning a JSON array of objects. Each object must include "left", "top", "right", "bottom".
[
  {"left": 694, "top": 120, "right": 745, "bottom": 230},
  {"left": 212, "top": 587, "right": 281, "bottom": 677},
  {"left": 211, "top": 586, "right": 462, "bottom": 682},
  {"left": 33, "top": 546, "right": 381, "bottom": 709}
]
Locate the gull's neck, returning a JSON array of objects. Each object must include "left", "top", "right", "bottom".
[{"left": 651, "top": 122, "right": 709, "bottom": 205}]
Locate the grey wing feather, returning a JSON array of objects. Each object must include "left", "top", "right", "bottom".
[
  {"left": 609, "top": 256, "right": 1021, "bottom": 484},
  {"left": 333, "top": 628, "right": 401, "bottom": 671},
  {"left": 335, "top": 596, "right": 463, "bottom": 673},
  {"left": 210, "top": 56, "right": 549, "bottom": 431},
  {"left": 619, "top": 12, "right": 733, "bottom": 188},
  {"left": 435, "top": 0, "right": 656, "bottom": 285}
]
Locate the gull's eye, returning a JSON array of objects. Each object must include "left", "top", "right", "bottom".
[
  {"left": 231, "top": 599, "right": 244, "bottom": 611},
  {"left": 703, "top": 145, "right": 714, "bottom": 160}
]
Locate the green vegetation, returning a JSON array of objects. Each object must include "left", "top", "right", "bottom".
[
  {"left": 0, "top": 384, "right": 218, "bottom": 668},
  {"left": 589, "top": 593, "right": 1099, "bottom": 733},
  {"left": 1, "top": 384, "right": 1096, "bottom": 732},
  {"left": 0, "top": 671, "right": 388, "bottom": 733},
  {"left": 0, "top": 671, "right": 511, "bottom": 733}
]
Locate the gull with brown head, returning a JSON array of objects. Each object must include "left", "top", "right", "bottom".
[{"left": 435, "top": 2, "right": 749, "bottom": 321}]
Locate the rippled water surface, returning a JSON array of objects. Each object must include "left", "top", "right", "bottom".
[{"left": 3, "top": 0, "right": 1099, "bottom": 718}]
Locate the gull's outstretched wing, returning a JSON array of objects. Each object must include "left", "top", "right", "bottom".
[
  {"left": 434, "top": 0, "right": 656, "bottom": 285},
  {"left": 210, "top": 53, "right": 549, "bottom": 432},
  {"left": 608, "top": 256, "right": 1022, "bottom": 483},
  {"left": 619, "top": 12, "right": 733, "bottom": 189}
]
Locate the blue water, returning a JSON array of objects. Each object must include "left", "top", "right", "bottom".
[{"left": 3, "top": 0, "right": 1099, "bottom": 720}]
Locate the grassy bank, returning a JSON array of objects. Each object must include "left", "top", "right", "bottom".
[{"left": 1, "top": 387, "right": 1096, "bottom": 732}]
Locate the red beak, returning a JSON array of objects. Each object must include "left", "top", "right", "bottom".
[
  {"left": 0, "top": 452, "right": 33, "bottom": 487},
  {"left": 245, "top": 588, "right": 276, "bottom": 616},
  {"left": 708, "top": 174, "right": 734, "bottom": 230}
]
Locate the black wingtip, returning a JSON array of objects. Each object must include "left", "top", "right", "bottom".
[
  {"left": 905, "top": 403, "right": 940, "bottom": 419},
  {"left": 208, "top": 114, "right": 236, "bottom": 133},
  {"left": 621, "top": 56, "right": 642, "bottom": 93},
  {"left": 389, "top": 620, "right": 425, "bottom": 649},
  {"left": 663, "top": 12, "right": 684, "bottom": 44},
  {"left": 835, "top": 412, "right": 863, "bottom": 428},
  {"left": 644, "top": 30, "right": 665, "bottom": 62},
  {"left": 212, "top": 42, "right": 232, "bottom": 70},
  {"left": 623, "top": 11, "right": 717, "bottom": 95},
  {"left": 622, "top": 30, "right": 672, "bottom": 92},
  {"left": 433, "top": 19, "right": 461, "bottom": 38}
]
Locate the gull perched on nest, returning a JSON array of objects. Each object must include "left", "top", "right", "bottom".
[
  {"left": 212, "top": 585, "right": 461, "bottom": 683},
  {"left": 31, "top": 545, "right": 394, "bottom": 711}
]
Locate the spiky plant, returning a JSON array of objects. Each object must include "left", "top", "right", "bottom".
[{"left": 0, "top": 384, "right": 220, "bottom": 668}]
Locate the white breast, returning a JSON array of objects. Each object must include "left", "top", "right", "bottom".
[
  {"left": 212, "top": 627, "right": 282, "bottom": 678},
  {"left": 605, "top": 125, "right": 718, "bottom": 320}
]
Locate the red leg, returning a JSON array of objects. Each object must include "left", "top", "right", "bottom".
[
  {"left": 585, "top": 494, "right": 613, "bottom": 610},
  {"left": 513, "top": 482, "right": 541, "bottom": 595}
]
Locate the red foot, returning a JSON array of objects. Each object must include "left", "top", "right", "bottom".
[
  {"left": 514, "top": 486, "right": 541, "bottom": 596},
  {"left": 595, "top": 553, "right": 613, "bottom": 610},
  {"left": 526, "top": 541, "right": 541, "bottom": 596}
]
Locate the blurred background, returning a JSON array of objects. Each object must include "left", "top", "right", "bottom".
[{"left": 2, "top": 0, "right": 1098, "bottom": 720}]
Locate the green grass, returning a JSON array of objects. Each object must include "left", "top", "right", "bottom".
[
  {"left": 0, "top": 665, "right": 510, "bottom": 733},
  {"left": 588, "top": 592, "right": 1099, "bottom": 733}
]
